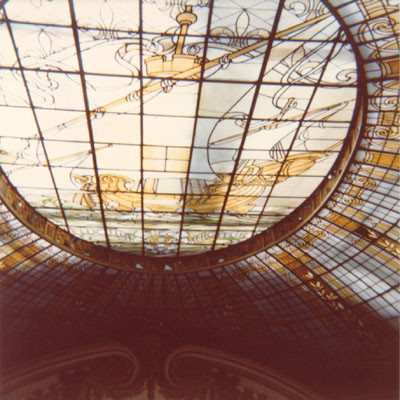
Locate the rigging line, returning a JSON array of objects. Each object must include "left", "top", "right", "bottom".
[
  {"left": 68, "top": 0, "right": 110, "bottom": 247},
  {"left": 205, "top": 87, "right": 261, "bottom": 175},
  {"left": 0, "top": 65, "right": 359, "bottom": 89},
  {"left": 211, "top": 0, "right": 287, "bottom": 251},
  {"left": 251, "top": 29, "right": 346, "bottom": 236},
  {"left": 176, "top": 0, "right": 215, "bottom": 257},
  {"left": 22, "top": 12, "right": 332, "bottom": 141},
  {"left": 209, "top": 99, "right": 356, "bottom": 146},
  {"left": 7, "top": 144, "right": 112, "bottom": 174},
  {"left": 68, "top": 145, "right": 111, "bottom": 190}
]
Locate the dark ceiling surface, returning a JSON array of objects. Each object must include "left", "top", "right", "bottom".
[{"left": 0, "top": 0, "right": 398, "bottom": 398}]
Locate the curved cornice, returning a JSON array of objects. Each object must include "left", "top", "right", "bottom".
[
  {"left": 165, "top": 345, "right": 325, "bottom": 400},
  {"left": 0, "top": 342, "right": 139, "bottom": 395},
  {"left": 1, "top": 343, "right": 323, "bottom": 400}
]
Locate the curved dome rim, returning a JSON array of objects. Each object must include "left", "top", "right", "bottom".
[{"left": 0, "top": 0, "right": 366, "bottom": 273}]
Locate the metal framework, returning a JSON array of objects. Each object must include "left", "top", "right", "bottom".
[
  {"left": 0, "top": 0, "right": 363, "bottom": 267},
  {"left": 0, "top": 0, "right": 398, "bottom": 394}
]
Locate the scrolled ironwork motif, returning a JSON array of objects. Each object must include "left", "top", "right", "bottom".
[
  {"left": 1, "top": 343, "right": 141, "bottom": 400},
  {"left": 164, "top": 346, "right": 323, "bottom": 400},
  {"left": 366, "top": 125, "right": 399, "bottom": 139}
]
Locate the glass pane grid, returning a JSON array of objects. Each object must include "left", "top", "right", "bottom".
[{"left": 0, "top": 0, "right": 359, "bottom": 256}]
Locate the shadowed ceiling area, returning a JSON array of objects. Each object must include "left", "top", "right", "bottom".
[{"left": 0, "top": 0, "right": 398, "bottom": 399}]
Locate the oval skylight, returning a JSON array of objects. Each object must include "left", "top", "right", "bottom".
[{"left": 0, "top": 0, "right": 358, "bottom": 256}]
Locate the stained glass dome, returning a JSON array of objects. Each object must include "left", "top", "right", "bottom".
[
  {"left": 0, "top": 1, "right": 398, "bottom": 398},
  {"left": 0, "top": 0, "right": 358, "bottom": 257}
]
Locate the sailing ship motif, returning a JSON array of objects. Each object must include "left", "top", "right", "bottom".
[
  {"left": 71, "top": 144, "right": 338, "bottom": 214},
  {"left": 0, "top": 0, "right": 357, "bottom": 253}
]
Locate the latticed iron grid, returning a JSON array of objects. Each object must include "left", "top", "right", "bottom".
[{"left": 0, "top": 0, "right": 360, "bottom": 256}]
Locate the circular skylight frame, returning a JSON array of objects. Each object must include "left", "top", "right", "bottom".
[{"left": 0, "top": 0, "right": 366, "bottom": 272}]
